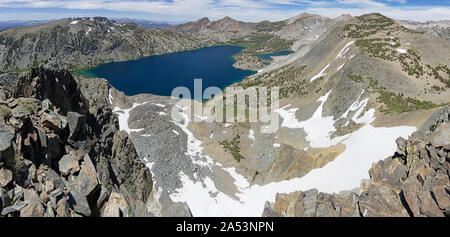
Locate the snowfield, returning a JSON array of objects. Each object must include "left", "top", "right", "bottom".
[
  {"left": 113, "top": 102, "right": 148, "bottom": 134},
  {"left": 168, "top": 91, "right": 415, "bottom": 217},
  {"left": 112, "top": 91, "right": 415, "bottom": 217}
]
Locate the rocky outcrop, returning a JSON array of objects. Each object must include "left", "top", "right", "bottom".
[
  {"left": 110, "top": 131, "right": 152, "bottom": 210},
  {"left": 146, "top": 187, "right": 192, "bottom": 217},
  {"left": 0, "top": 66, "right": 153, "bottom": 217},
  {"left": 263, "top": 106, "right": 450, "bottom": 217},
  {"left": 13, "top": 67, "right": 88, "bottom": 115}
]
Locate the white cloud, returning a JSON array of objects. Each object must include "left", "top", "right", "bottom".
[
  {"left": 337, "top": 0, "right": 386, "bottom": 7},
  {"left": 0, "top": 0, "right": 448, "bottom": 22}
]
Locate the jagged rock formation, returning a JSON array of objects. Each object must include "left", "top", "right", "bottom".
[
  {"left": 262, "top": 106, "right": 450, "bottom": 217},
  {"left": 0, "top": 17, "right": 203, "bottom": 72},
  {"left": 0, "top": 66, "right": 152, "bottom": 217},
  {"left": 398, "top": 20, "right": 450, "bottom": 41}
]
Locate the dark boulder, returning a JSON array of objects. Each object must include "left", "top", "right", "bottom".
[
  {"left": 14, "top": 67, "right": 88, "bottom": 116},
  {"left": 67, "top": 111, "right": 87, "bottom": 141},
  {"left": 68, "top": 188, "right": 91, "bottom": 217}
]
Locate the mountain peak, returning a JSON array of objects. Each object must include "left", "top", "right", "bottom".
[
  {"left": 198, "top": 17, "right": 210, "bottom": 23},
  {"left": 220, "top": 16, "right": 234, "bottom": 21},
  {"left": 287, "top": 12, "right": 323, "bottom": 23},
  {"left": 358, "top": 12, "right": 390, "bottom": 20}
]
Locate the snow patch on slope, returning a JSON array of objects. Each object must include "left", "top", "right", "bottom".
[
  {"left": 113, "top": 102, "right": 148, "bottom": 134},
  {"left": 335, "top": 41, "right": 354, "bottom": 59},
  {"left": 310, "top": 41, "right": 354, "bottom": 82},
  {"left": 396, "top": 48, "right": 407, "bottom": 54},
  {"left": 171, "top": 121, "right": 414, "bottom": 216},
  {"left": 248, "top": 129, "right": 255, "bottom": 142},
  {"left": 310, "top": 63, "right": 330, "bottom": 82},
  {"left": 276, "top": 91, "right": 351, "bottom": 148},
  {"left": 114, "top": 92, "right": 415, "bottom": 217}
]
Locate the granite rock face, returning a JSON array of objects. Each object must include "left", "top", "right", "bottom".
[
  {"left": 0, "top": 67, "right": 153, "bottom": 217},
  {"left": 110, "top": 131, "right": 152, "bottom": 208},
  {"left": 263, "top": 106, "right": 450, "bottom": 217},
  {"left": 0, "top": 17, "right": 203, "bottom": 72}
]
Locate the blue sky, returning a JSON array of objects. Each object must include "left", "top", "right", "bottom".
[{"left": 0, "top": 0, "right": 449, "bottom": 22}]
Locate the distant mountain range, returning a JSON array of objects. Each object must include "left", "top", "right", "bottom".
[
  {"left": 0, "top": 18, "right": 175, "bottom": 31},
  {"left": 112, "top": 18, "right": 174, "bottom": 29},
  {"left": 398, "top": 20, "right": 450, "bottom": 41},
  {"left": 0, "top": 20, "right": 53, "bottom": 31}
]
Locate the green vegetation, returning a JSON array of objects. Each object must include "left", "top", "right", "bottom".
[
  {"left": 350, "top": 74, "right": 440, "bottom": 114},
  {"left": 431, "top": 85, "right": 445, "bottom": 92},
  {"left": 331, "top": 120, "right": 363, "bottom": 139},
  {"left": 229, "top": 27, "right": 294, "bottom": 68},
  {"left": 230, "top": 33, "right": 293, "bottom": 53},
  {"left": 355, "top": 38, "right": 398, "bottom": 60},
  {"left": 342, "top": 13, "right": 418, "bottom": 39},
  {"left": 348, "top": 74, "right": 364, "bottom": 83},
  {"left": 254, "top": 20, "right": 287, "bottom": 32},
  {"left": 219, "top": 133, "right": 245, "bottom": 162},
  {"left": 342, "top": 13, "right": 397, "bottom": 39},
  {"left": 341, "top": 14, "right": 440, "bottom": 80},
  {"left": 0, "top": 105, "right": 11, "bottom": 117},
  {"left": 377, "top": 90, "right": 438, "bottom": 113},
  {"left": 17, "top": 99, "right": 35, "bottom": 114},
  {"left": 354, "top": 38, "right": 425, "bottom": 79},
  {"left": 430, "top": 64, "right": 450, "bottom": 88}
]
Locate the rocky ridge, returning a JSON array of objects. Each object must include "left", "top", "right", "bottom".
[
  {"left": 0, "top": 66, "right": 154, "bottom": 217},
  {"left": 263, "top": 106, "right": 450, "bottom": 217},
  {"left": 0, "top": 17, "right": 203, "bottom": 72},
  {"left": 398, "top": 20, "right": 450, "bottom": 41},
  {"left": 170, "top": 14, "right": 335, "bottom": 71}
]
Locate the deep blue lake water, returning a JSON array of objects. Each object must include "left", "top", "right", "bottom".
[
  {"left": 257, "top": 51, "right": 294, "bottom": 60},
  {"left": 78, "top": 46, "right": 256, "bottom": 97}
]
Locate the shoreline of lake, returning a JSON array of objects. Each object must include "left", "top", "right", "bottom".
[{"left": 77, "top": 45, "right": 257, "bottom": 98}]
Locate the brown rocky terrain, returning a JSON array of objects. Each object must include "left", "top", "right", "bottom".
[
  {"left": 263, "top": 106, "right": 450, "bottom": 217},
  {"left": 0, "top": 67, "right": 154, "bottom": 217}
]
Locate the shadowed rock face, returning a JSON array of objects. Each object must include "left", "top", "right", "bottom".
[
  {"left": 0, "top": 67, "right": 153, "bottom": 217},
  {"left": 14, "top": 67, "right": 88, "bottom": 116},
  {"left": 263, "top": 106, "right": 450, "bottom": 217}
]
